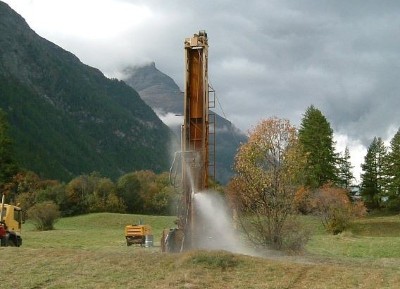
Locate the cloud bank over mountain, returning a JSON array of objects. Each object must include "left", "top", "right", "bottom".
[{"left": 4, "top": 0, "right": 400, "bottom": 180}]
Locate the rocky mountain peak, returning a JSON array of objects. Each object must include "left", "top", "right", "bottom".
[{"left": 123, "top": 63, "right": 182, "bottom": 114}]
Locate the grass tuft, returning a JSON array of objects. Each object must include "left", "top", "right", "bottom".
[{"left": 184, "top": 250, "right": 240, "bottom": 270}]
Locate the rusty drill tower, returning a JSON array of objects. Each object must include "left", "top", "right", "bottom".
[
  {"left": 181, "top": 30, "right": 215, "bottom": 250},
  {"left": 162, "top": 30, "right": 215, "bottom": 252}
]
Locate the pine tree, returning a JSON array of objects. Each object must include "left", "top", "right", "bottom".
[
  {"left": 0, "top": 109, "right": 18, "bottom": 187},
  {"left": 337, "top": 147, "right": 354, "bottom": 189},
  {"left": 360, "top": 137, "right": 387, "bottom": 210},
  {"left": 298, "top": 105, "right": 338, "bottom": 188},
  {"left": 385, "top": 129, "right": 400, "bottom": 211}
]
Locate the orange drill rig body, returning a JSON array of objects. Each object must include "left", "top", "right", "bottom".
[{"left": 162, "top": 30, "right": 215, "bottom": 252}]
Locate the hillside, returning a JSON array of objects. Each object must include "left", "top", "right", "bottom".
[
  {"left": 0, "top": 2, "right": 174, "bottom": 181},
  {"left": 123, "top": 63, "right": 247, "bottom": 184}
]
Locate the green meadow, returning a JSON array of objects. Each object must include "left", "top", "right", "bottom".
[{"left": 1, "top": 213, "right": 399, "bottom": 288}]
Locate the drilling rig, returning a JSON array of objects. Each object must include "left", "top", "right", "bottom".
[
  {"left": 162, "top": 30, "right": 215, "bottom": 252},
  {"left": 0, "top": 193, "right": 23, "bottom": 247}
]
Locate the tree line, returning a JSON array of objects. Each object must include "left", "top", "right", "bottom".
[{"left": 2, "top": 170, "right": 178, "bottom": 218}]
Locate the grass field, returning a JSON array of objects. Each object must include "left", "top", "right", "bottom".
[{"left": 1, "top": 213, "right": 399, "bottom": 288}]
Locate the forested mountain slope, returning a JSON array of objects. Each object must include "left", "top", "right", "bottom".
[{"left": 0, "top": 2, "right": 173, "bottom": 181}]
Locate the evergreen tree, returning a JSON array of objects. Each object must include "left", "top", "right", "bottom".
[
  {"left": 385, "top": 129, "right": 400, "bottom": 211},
  {"left": 337, "top": 147, "right": 354, "bottom": 189},
  {"left": 298, "top": 105, "right": 338, "bottom": 188},
  {"left": 360, "top": 137, "right": 387, "bottom": 209},
  {"left": 0, "top": 109, "right": 18, "bottom": 186}
]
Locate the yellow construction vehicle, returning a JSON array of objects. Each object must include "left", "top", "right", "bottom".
[
  {"left": 124, "top": 224, "right": 153, "bottom": 247},
  {"left": 0, "top": 193, "right": 23, "bottom": 247}
]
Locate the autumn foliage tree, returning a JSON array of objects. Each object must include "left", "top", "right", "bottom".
[
  {"left": 5, "top": 169, "right": 175, "bottom": 217},
  {"left": 63, "top": 173, "right": 126, "bottom": 216},
  {"left": 5, "top": 171, "right": 44, "bottom": 206},
  {"left": 230, "top": 117, "right": 307, "bottom": 249}
]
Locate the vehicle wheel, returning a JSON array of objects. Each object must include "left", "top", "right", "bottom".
[
  {"left": 16, "top": 236, "right": 22, "bottom": 247},
  {"left": 6, "top": 234, "right": 16, "bottom": 247},
  {"left": 1, "top": 234, "right": 10, "bottom": 246},
  {"left": 5, "top": 233, "right": 19, "bottom": 247}
]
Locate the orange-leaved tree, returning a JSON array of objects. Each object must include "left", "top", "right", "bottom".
[{"left": 229, "top": 117, "right": 307, "bottom": 249}]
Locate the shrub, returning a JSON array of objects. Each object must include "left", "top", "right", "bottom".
[
  {"left": 312, "top": 184, "right": 366, "bottom": 234},
  {"left": 294, "top": 186, "right": 314, "bottom": 214},
  {"left": 27, "top": 201, "right": 60, "bottom": 231},
  {"left": 280, "top": 218, "right": 312, "bottom": 252},
  {"left": 352, "top": 200, "right": 368, "bottom": 218}
]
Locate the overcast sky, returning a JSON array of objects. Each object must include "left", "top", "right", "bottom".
[{"left": 4, "top": 0, "right": 400, "bottom": 181}]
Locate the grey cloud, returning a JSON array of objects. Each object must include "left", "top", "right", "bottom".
[{"left": 4, "top": 0, "right": 400, "bottom": 148}]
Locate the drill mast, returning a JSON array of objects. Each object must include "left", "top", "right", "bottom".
[
  {"left": 180, "top": 30, "right": 211, "bottom": 250},
  {"left": 162, "top": 30, "right": 215, "bottom": 252}
]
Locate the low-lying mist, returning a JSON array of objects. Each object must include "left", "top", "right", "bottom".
[{"left": 193, "top": 191, "right": 258, "bottom": 257}]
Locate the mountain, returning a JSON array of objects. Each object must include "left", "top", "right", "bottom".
[
  {"left": 123, "top": 63, "right": 247, "bottom": 184},
  {"left": 0, "top": 2, "right": 174, "bottom": 181},
  {"left": 123, "top": 63, "right": 182, "bottom": 114}
]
